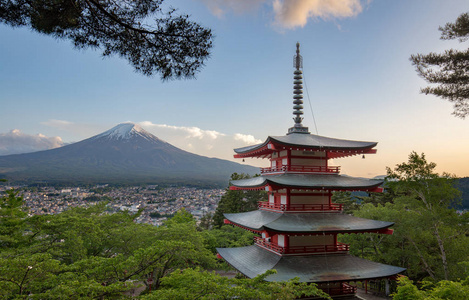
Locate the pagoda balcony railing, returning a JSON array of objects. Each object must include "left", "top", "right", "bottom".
[
  {"left": 254, "top": 237, "right": 285, "bottom": 253},
  {"left": 320, "top": 283, "right": 357, "bottom": 296},
  {"left": 254, "top": 237, "right": 349, "bottom": 255},
  {"left": 258, "top": 201, "right": 343, "bottom": 212},
  {"left": 260, "top": 165, "right": 340, "bottom": 174}
]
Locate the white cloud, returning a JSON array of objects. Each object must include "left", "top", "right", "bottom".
[
  {"left": 234, "top": 133, "right": 263, "bottom": 145},
  {"left": 272, "top": 0, "right": 363, "bottom": 28},
  {"left": 199, "top": 0, "right": 365, "bottom": 29},
  {"left": 139, "top": 121, "right": 225, "bottom": 140},
  {"left": 138, "top": 121, "right": 267, "bottom": 167},
  {"left": 0, "top": 129, "right": 64, "bottom": 155}
]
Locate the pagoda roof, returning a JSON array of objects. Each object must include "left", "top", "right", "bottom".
[
  {"left": 217, "top": 245, "right": 405, "bottom": 282},
  {"left": 224, "top": 210, "right": 394, "bottom": 233},
  {"left": 234, "top": 133, "right": 377, "bottom": 158},
  {"left": 230, "top": 174, "right": 383, "bottom": 191}
]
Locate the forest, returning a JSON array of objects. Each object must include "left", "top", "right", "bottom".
[
  {"left": 209, "top": 153, "right": 469, "bottom": 299},
  {"left": 0, "top": 181, "right": 328, "bottom": 299},
  {"left": 1, "top": 152, "right": 468, "bottom": 299}
]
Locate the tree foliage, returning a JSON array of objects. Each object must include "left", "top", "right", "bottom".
[
  {"left": 0, "top": 189, "right": 27, "bottom": 249},
  {"left": 410, "top": 12, "right": 469, "bottom": 118},
  {"left": 0, "top": 0, "right": 213, "bottom": 79},
  {"left": 142, "top": 268, "right": 331, "bottom": 300},
  {"left": 212, "top": 173, "right": 266, "bottom": 228},
  {"left": 201, "top": 225, "right": 254, "bottom": 255},
  {"left": 0, "top": 194, "right": 216, "bottom": 298},
  {"left": 341, "top": 152, "right": 469, "bottom": 282},
  {"left": 0, "top": 188, "right": 329, "bottom": 298},
  {"left": 332, "top": 189, "right": 394, "bottom": 214},
  {"left": 393, "top": 276, "right": 469, "bottom": 300}
]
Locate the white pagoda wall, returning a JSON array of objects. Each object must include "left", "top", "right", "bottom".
[
  {"left": 290, "top": 158, "right": 326, "bottom": 167},
  {"left": 291, "top": 150, "right": 326, "bottom": 157},
  {"left": 290, "top": 194, "right": 329, "bottom": 205},
  {"left": 289, "top": 235, "right": 334, "bottom": 247}
]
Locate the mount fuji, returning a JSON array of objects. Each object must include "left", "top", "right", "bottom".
[{"left": 0, "top": 123, "right": 258, "bottom": 186}]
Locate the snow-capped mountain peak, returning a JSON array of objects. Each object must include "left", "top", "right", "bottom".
[
  {"left": 92, "top": 122, "right": 159, "bottom": 142},
  {"left": 0, "top": 122, "right": 258, "bottom": 185}
]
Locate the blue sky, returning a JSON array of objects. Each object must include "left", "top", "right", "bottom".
[{"left": 1, "top": 0, "right": 468, "bottom": 178}]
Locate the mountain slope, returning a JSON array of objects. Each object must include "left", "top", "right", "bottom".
[{"left": 0, "top": 123, "right": 258, "bottom": 186}]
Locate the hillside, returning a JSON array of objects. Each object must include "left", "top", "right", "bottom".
[
  {"left": 0, "top": 123, "right": 258, "bottom": 187},
  {"left": 457, "top": 177, "right": 469, "bottom": 209}
]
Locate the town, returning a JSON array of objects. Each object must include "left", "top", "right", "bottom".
[{"left": 0, "top": 184, "right": 225, "bottom": 226}]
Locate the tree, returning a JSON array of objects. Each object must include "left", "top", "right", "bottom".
[
  {"left": 0, "top": 189, "right": 27, "bottom": 249},
  {"left": 342, "top": 152, "right": 469, "bottom": 281},
  {"left": 410, "top": 12, "right": 469, "bottom": 118},
  {"left": 212, "top": 173, "right": 266, "bottom": 227},
  {"left": 0, "top": 195, "right": 216, "bottom": 298},
  {"left": 142, "top": 268, "right": 332, "bottom": 300},
  {"left": 386, "top": 152, "right": 466, "bottom": 280},
  {"left": 0, "top": 0, "right": 213, "bottom": 80},
  {"left": 201, "top": 225, "right": 254, "bottom": 255},
  {"left": 393, "top": 276, "right": 469, "bottom": 300}
]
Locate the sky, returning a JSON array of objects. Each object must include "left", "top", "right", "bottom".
[{"left": 1, "top": 0, "right": 469, "bottom": 178}]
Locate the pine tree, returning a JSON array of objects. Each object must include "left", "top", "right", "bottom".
[
  {"left": 0, "top": 0, "right": 213, "bottom": 80},
  {"left": 410, "top": 12, "right": 469, "bottom": 118}
]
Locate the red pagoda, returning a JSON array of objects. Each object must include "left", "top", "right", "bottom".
[{"left": 217, "top": 43, "right": 405, "bottom": 297}]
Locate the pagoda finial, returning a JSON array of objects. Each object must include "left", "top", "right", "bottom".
[
  {"left": 295, "top": 42, "right": 302, "bottom": 70},
  {"left": 288, "top": 42, "right": 309, "bottom": 135}
]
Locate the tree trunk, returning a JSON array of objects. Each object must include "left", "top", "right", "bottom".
[
  {"left": 408, "top": 237, "right": 435, "bottom": 280},
  {"left": 434, "top": 224, "right": 449, "bottom": 280}
]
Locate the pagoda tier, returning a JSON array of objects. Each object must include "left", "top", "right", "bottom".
[
  {"left": 230, "top": 174, "right": 383, "bottom": 191},
  {"left": 234, "top": 134, "right": 377, "bottom": 159},
  {"left": 223, "top": 210, "right": 394, "bottom": 234},
  {"left": 217, "top": 245, "right": 405, "bottom": 283}
]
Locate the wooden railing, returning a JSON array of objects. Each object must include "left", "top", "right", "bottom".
[
  {"left": 287, "top": 243, "right": 349, "bottom": 254},
  {"left": 254, "top": 237, "right": 349, "bottom": 254},
  {"left": 258, "top": 201, "right": 343, "bottom": 212},
  {"left": 260, "top": 165, "right": 340, "bottom": 174},
  {"left": 321, "top": 283, "right": 357, "bottom": 296},
  {"left": 254, "top": 237, "right": 285, "bottom": 253}
]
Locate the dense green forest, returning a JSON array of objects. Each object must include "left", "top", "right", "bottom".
[
  {"left": 2, "top": 152, "right": 469, "bottom": 299},
  {"left": 207, "top": 154, "right": 469, "bottom": 298},
  {"left": 334, "top": 152, "right": 469, "bottom": 299},
  {"left": 0, "top": 185, "right": 328, "bottom": 299},
  {"left": 457, "top": 177, "right": 469, "bottom": 209}
]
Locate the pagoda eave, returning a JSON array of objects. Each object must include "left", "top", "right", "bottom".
[
  {"left": 224, "top": 219, "right": 395, "bottom": 235},
  {"left": 262, "top": 227, "right": 395, "bottom": 235},
  {"left": 223, "top": 210, "right": 395, "bottom": 234},
  {"left": 217, "top": 245, "right": 405, "bottom": 283},
  {"left": 233, "top": 144, "right": 377, "bottom": 159},
  {"left": 328, "top": 148, "right": 377, "bottom": 159},
  {"left": 234, "top": 143, "right": 274, "bottom": 159},
  {"left": 229, "top": 185, "right": 383, "bottom": 193},
  {"left": 234, "top": 135, "right": 378, "bottom": 159},
  {"left": 229, "top": 174, "right": 383, "bottom": 192}
]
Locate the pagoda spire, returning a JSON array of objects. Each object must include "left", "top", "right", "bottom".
[{"left": 288, "top": 42, "right": 310, "bottom": 134}]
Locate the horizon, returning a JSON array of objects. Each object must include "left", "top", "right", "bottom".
[{"left": 1, "top": 0, "right": 469, "bottom": 178}]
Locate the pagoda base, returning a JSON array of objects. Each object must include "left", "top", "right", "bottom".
[{"left": 217, "top": 245, "right": 405, "bottom": 283}]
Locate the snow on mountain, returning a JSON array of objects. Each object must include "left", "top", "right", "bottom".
[
  {"left": 0, "top": 122, "right": 258, "bottom": 186},
  {"left": 92, "top": 122, "right": 162, "bottom": 143}
]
